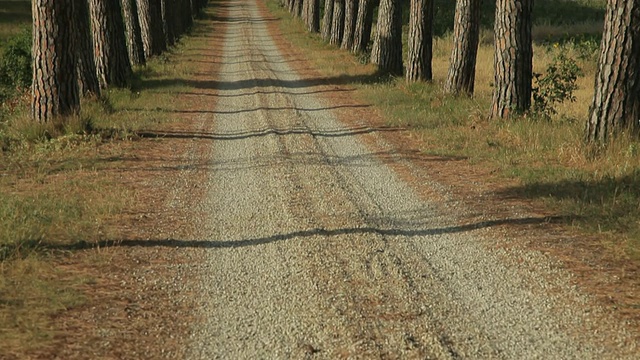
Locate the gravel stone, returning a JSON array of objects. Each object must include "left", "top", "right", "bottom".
[{"left": 183, "top": 0, "right": 638, "bottom": 358}]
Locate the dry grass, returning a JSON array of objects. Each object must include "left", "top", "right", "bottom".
[
  {"left": 0, "top": 34, "right": 200, "bottom": 355},
  {"left": 266, "top": 0, "right": 640, "bottom": 260}
]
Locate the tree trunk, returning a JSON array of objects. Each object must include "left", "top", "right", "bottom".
[
  {"left": 191, "top": 0, "right": 200, "bottom": 17},
  {"left": 138, "top": 0, "right": 166, "bottom": 57},
  {"left": 88, "top": 0, "right": 132, "bottom": 89},
  {"left": 406, "top": 0, "right": 434, "bottom": 82},
  {"left": 178, "top": 0, "right": 194, "bottom": 35},
  {"left": 371, "top": 0, "right": 403, "bottom": 75},
  {"left": 122, "top": 0, "right": 146, "bottom": 66},
  {"left": 307, "top": 0, "right": 320, "bottom": 32},
  {"left": 321, "top": 0, "right": 334, "bottom": 41},
  {"left": 445, "top": 0, "right": 481, "bottom": 95},
  {"left": 302, "top": 0, "right": 309, "bottom": 23},
  {"left": 174, "top": 0, "right": 184, "bottom": 36},
  {"left": 161, "top": 0, "right": 176, "bottom": 46},
  {"left": 294, "top": 0, "right": 303, "bottom": 17},
  {"left": 352, "top": 0, "right": 374, "bottom": 54},
  {"left": 74, "top": 0, "right": 101, "bottom": 97},
  {"left": 329, "top": 0, "right": 345, "bottom": 46},
  {"left": 586, "top": 0, "right": 640, "bottom": 142},
  {"left": 32, "top": 0, "right": 79, "bottom": 122},
  {"left": 137, "top": 0, "right": 153, "bottom": 58},
  {"left": 150, "top": 0, "right": 167, "bottom": 54},
  {"left": 341, "top": 0, "right": 358, "bottom": 50},
  {"left": 491, "top": 0, "right": 533, "bottom": 118}
]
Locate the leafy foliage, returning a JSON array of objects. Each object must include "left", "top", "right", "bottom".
[
  {"left": 532, "top": 52, "right": 582, "bottom": 119},
  {"left": 0, "top": 28, "right": 31, "bottom": 99}
]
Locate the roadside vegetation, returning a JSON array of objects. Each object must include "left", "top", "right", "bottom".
[
  {"left": 267, "top": 0, "right": 640, "bottom": 260},
  {"left": 0, "top": 0, "right": 212, "bottom": 354}
]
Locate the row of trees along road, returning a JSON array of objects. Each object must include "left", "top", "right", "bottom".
[
  {"left": 31, "top": 0, "right": 209, "bottom": 123},
  {"left": 282, "top": 0, "right": 639, "bottom": 144}
]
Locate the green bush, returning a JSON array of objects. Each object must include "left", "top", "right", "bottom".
[
  {"left": 0, "top": 28, "right": 32, "bottom": 91},
  {"left": 532, "top": 52, "right": 583, "bottom": 119}
]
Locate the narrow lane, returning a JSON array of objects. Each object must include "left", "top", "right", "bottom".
[{"left": 186, "top": 0, "right": 637, "bottom": 358}]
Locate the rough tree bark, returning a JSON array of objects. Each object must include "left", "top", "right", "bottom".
[
  {"left": 122, "top": 0, "right": 146, "bottom": 66},
  {"left": 329, "top": 0, "right": 345, "bottom": 46},
  {"left": 406, "top": 0, "right": 434, "bottom": 82},
  {"left": 32, "top": 0, "right": 79, "bottom": 122},
  {"left": 88, "top": 0, "right": 132, "bottom": 89},
  {"left": 586, "top": 0, "right": 640, "bottom": 142},
  {"left": 302, "top": 0, "right": 309, "bottom": 23},
  {"left": 352, "top": 0, "right": 375, "bottom": 54},
  {"left": 294, "top": 0, "right": 303, "bottom": 17},
  {"left": 288, "top": 0, "right": 296, "bottom": 14},
  {"left": 371, "top": 0, "right": 403, "bottom": 75},
  {"left": 307, "top": 0, "right": 320, "bottom": 32},
  {"left": 74, "top": 0, "right": 101, "bottom": 97},
  {"left": 491, "top": 0, "right": 533, "bottom": 118},
  {"left": 444, "top": 0, "right": 481, "bottom": 95},
  {"left": 321, "top": 0, "right": 335, "bottom": 41},
  {"left": 137, "top": 0, "right": 153, "bottom": 58},
  {"left": 341, "top": 0, "right": 358, "bottom": 50}
]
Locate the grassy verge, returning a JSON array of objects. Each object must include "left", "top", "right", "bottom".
[
  {"left": 0, "top": 26, "right": 203, "bottom": 356},
  {"left": 266, "top": 0, "right": 640, "bottom": 260}
]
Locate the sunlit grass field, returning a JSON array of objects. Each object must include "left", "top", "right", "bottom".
[{"left": 267, "top": 0, "right": 640, "bottom": 261}]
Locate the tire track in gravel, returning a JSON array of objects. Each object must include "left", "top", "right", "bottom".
[{"left": 186, "top": 0, "right": 638, "bottom": 358}]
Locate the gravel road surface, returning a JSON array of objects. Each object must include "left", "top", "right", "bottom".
[{"left": 184, "top": 0, "right": 638, "bottom": 358}]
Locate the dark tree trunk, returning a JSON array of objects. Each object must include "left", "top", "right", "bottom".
[
  {"left": 191, "top": 0, "right": 200, "bottom": 17},
  {"left": 150, "top": 0, "right": 167, "bottom": 54},
  {"left": 161, "top": 0, "right": 176, "bottom": 46},
  {"left": 586, "top": 0, "right": 640, "bottom": 142},
  {"left": 74, "top": 0, "right": 101, "bottom": 97},
  {"left": 406, "top": 0, "right": 434, "bottom": 82},
  {"left": 294, "top": 0, "right": 303, "bottom": 17},
  {"left": 32, "top": 0, "right": 79, "bottom": 122},
  {"left": 174, "top": 0, "right": 185, "bottom": 37},
  {"left": 178, "top": 0, "right": 194, "bottom": 35},
  {"left": 329, "top": 0, "right": 345, "bottom": 46},
  {"left": 341, "top": 0, "right": 358, "bottom": 50},
  {"left": 352, "top": 0, "right": 374, "bottom": 53},
  {"left": 371, "top": 0, "right": 403, "bottom": 75},
  {"left": 491, "top": 0, "right": 533, "bottom": 118},
  {"left": 122, "top": 0, "right": 146, "bottom": 66},
  {"left": 307, "top": 0, "right": 320, "bottom": 32},
  {"left": 321, "top": 0, "right": 334, "bottom": 41},
  {"left": 445, "top": 0, "right": 481, "bottom": 95},
  {"left": 89, "top": 0, "right": 132, "bottom": 89}
]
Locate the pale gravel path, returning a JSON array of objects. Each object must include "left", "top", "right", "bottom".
[{"left": 185, "top": 0, "right": 638, "bottom": 358}]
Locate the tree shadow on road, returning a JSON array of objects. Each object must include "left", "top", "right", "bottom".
[
  {"left": 137, "top": 72, "right": 393, "bottom": 93},
  {"left": 125, "top": 103, "right": 371, "bottom": 115},
  {"left": 135, "top": 124, "right": 404, "bottom": 141},
  {"left": 33, "top": 216, "right": 567, "bottom": 254}
]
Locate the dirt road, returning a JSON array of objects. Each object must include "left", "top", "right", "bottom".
[{"left": 161, "top": 0, "right": 638, "bottom": 358}]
